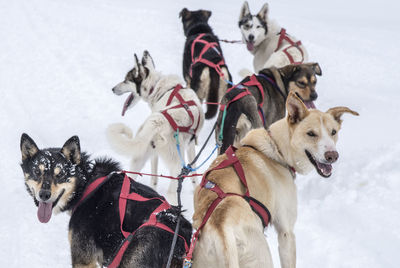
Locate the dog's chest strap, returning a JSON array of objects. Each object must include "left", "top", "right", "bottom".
[
  {"left": 161, "top": 84, "right": 201, "bottom": 135},
  {"left": 184, "top": 146, "right": 271, "bottom": 264},
  {"left": 189, "top": 33, "right": 226, "bottom": 78}
]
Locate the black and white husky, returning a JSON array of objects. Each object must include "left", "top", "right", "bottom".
[
  {"left": 108, "top": 51, "right": 204, "bottom": 205},
  {"left": 239, "top": 1, "right": 309, "bottom": 72}
]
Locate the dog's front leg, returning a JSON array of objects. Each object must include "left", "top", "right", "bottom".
[
  {"left": 186, "top": 140, "right": 197, "bottom": 188},
  {"left": 150, "top": 155, "right": 158, "bottom": 189},
  {"left": 277, "top": 229, "right": 296, "bottom": 268}
]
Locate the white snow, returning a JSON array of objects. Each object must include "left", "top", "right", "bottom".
[{"left": 1, "top": 0, "right": 399, "bottom": 267}]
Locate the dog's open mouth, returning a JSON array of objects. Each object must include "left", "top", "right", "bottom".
[
  {"left": 295, "top": 93, "right": 316, "bottom": 109},
  {"left": 37, "top": 189, "right": 65, "bottom": 223},
  {"left": 305, "top": 150, "right": 332, "bottom": 178},
  {"left": 122, "top": 93, "right": 134, "bottom": 116},
  {"left": 246, "top": 41, "right": 254, "bottom": 51}
]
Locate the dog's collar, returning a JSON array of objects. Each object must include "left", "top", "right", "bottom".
[
  {"left": 155, "top": 86, "right": 176, "bottom": 103},
  {"left": 257, "top": 73, "right": 286, "bottom": 100},
  {"left": 242, "top": 132, "right": 296, "bottom": 179}
]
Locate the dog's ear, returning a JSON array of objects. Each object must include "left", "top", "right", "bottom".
[
  {"left": 61, "top": 136, "right": 81, "bottom": 165},
  {"left": 21, "top": 133, "right": 39, "bottom": 160},
  {"left": 202, "top": 10, "right": 212, "bottom": 20},
  {"left": 239, "top": 1, "right": 251, "bottom": 21},
  {"left": 307, "top": 62, "right": 322, "bottom": 76},
  {"left": 179, "top": 8, "right": 190, "bottom": 20},
  {"left": 142, "top": 50, "right": 155, "bottom": 71},
  {"left": 326, "top": 107, "right": 359, "bottom": 124},
  {"left": 286, "top": 92, "right": 309, "bottom": 124},
  {"left": 257, "top": 3, "right": 269, "bottom": 22},
  {"left": 278, "top": 64, "right": 300, "bottom": 80},
  {"left": 134, "top": 53, "right": 140, "bottom": 77}
]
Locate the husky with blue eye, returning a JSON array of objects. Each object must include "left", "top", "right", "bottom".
[{"left": 238, "top": 1, "right": 309, "bottom": 73}]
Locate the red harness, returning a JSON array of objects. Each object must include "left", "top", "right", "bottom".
[
  {"left": 220, "top": 74, "right": 266, "bottom": 126},
  {"left": 161, "top": 84, "right": 201, "bottom": 135},
  {"left": 185, "top": 146, "right": 271, "bottom": 263},
  {"left": 189, "top": 33, "right": 226, "bottom": 78},
  {"left": 275, "top": 28, "right": 305, "bottom": 65},
  {"left": 73, "top": 172, "right": 189, "bottom": 268}
]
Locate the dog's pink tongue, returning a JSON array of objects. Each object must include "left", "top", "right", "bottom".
[
  {"left": 305, "top": 101, "right": 316, "bottom": 109},
  {"left": 122, "top": 93, "right": 134, "bottom": 116},
  {"left": 246, "top": 42, "right": 254, "bottom": 51},
  {"left": 37, "top": 201, "right": 53, "bottom": 223}
]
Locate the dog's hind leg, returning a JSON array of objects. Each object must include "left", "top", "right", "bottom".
[
  {"left": 205, "top": 68, "right": 220, "bottom": 119},
  {"left": 150, "top": 155, "right": 158, "bottom": 189},
  {"left": 219, "top": 67, "right": 231, "bottom": 100},
  {"left": 166, "top": 160, "right": 181, "bottom": 206},
  {"left": 186, "top": 139, "right": 197, "bottom": 188}
]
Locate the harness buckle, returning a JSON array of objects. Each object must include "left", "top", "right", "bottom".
[
  {"left": 183, "top": 259, "right": 193, "bottom": 268},
  {"left": 183, "top": 103, "right": 190, "bottom": 110},
  {"left": 204, "top": 181, "right": 215, "bottom": 189}
]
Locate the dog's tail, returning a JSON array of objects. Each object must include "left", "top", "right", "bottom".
[
  {"left": 205, "top": 68, "right": 221, "bottom": 119},
  {"left": 106, "top": 123, "right": 137, "bottom": 156}
]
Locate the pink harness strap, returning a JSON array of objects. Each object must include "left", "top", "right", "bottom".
[
  {"left": 161, "top": 84, "right": 201, "bottom": 135},
  {"left": 108, "top": 174, "right": 189, "bottom": 268},
  {"left": 189, "top": 33, "right": 226, "bottom": 78},
  {"left": 241, "top": 75, "right": 266, "bottom": 126},
  {"left": 73, "top": 173, "right": 189, "bottom": 268},
  {"left": 184, "top": 146, "right": 271, "bottom": 263},
  {"left": 275, "top": 28, "right": 305, "bottom": 65},
  {"left": 219, "top": 75, "right": 266, "bottom": 126}
]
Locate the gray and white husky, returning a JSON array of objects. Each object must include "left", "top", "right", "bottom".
[
  {"left": 107, "top": 51, "right": 204, "bottom": 205},
  {"left": 239, "top": 1, "right": 309, "bottom": 72}
]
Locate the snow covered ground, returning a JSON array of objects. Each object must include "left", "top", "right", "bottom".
[{"left": 1, "top": 0, "right": 399, "bottom": 267}]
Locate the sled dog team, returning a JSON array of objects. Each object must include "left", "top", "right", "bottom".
[{"left": 20, "top": 2, "right": 358, "bottom": 268}]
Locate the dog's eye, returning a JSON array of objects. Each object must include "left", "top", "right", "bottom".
[
  {"left": 307, "top": 131, "right": 317, "bottom": 137},
  {"left": 256, "top": 25, "right": 262, "bottom": 29},
  {"left": 34, "top": 169, "right": 41, "bottom": 176},
  {"left": 331, "top": 129, "right": 337, "bottom": 136},
  {"left": 297, "top": 81, "right": 306, "bottom": 88}
]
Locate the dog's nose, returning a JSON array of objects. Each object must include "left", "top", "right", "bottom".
[
  {"left": 39, "top": 189, "right": 51, "bottom": 201},
  {"left": 310, "top": 91, "right": 318, "bottom": 101},
  {"left": 112, "top": 87, "right": 115, "bottom": 93},
  {"left": 325, "top": 151, "right": 339, "bottom": 163},
  {"left": 248, "top": 34, "right": 254, "bottom": 42}
]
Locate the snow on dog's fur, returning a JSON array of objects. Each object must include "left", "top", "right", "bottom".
[
  {"left": 192, "top": 92, "right": 358, "bottom": 267},
  {"left": 108, "top": 51, "right": 204, "bottom": 205},
  {"left": 20, "top": 134, "right": 192, "bottom": 267},
  {"left": 238, "top": 1, "right": 309, "bottom": 73}
]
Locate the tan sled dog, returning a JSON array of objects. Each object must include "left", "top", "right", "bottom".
[{"left": 192, "top": 92, "right": 358, "bottom": 268}]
